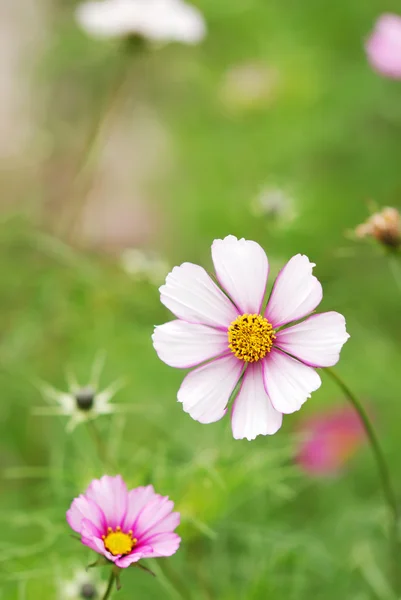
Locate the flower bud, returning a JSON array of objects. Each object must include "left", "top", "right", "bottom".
[
  {"left": 355, "top": 207, "right": 401, "bottom": 249},
  {"left": 80, "top": 582, "right": 97, "bottom": 598},
  {"left": 75, "top": 387, "right": 96, "bottom": 411}
]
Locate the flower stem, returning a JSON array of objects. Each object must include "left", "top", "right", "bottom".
[
  {"left": 387, "top": 252, "right": 401, "bottom": 295},
  {"left": 325, "top": 368, "right": 398, "bottom": 523},
  {"left": 102, "top": 570, "right": 116, "bottom": 600},
  {"left": 86, "top": 419, "right": 108, "bottom": 465},
  {"left": 58, "top": 43, "right": 140, "bottom": 240},
  {"left": 325, "top": 368, "right": 400, "bottom": 590}
]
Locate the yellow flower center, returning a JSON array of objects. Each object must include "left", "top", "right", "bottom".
[
  {"left": 228, "top": 313, "right": 276, "bottom": 362},
  {"left": 102, "top": 526, "right": 137, "bottom": 556}
]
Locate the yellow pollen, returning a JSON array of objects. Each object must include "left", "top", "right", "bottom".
[
  {"left": 102, "top": 526, "right": 137, "bottom": 556},
  {"left": 228, "top": 313, "right": 276, "bottom": 362}
]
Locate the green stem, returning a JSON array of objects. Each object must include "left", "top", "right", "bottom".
[
  {"left": 325, "top": 368, "right": 398, "bottom": 525},
  {"left": 102, "top": 570, "right": 116, "bottom": 600},
  {"left": 87, "top": 419, "right": 109, "bottom": 468},
  {"left": 58, "top": 51, "right": 134, "bottom": 240},
  {"left": 387, "top": 253, "right": 401, "bottom": 295},
  {"left": 326, "top": 368, "right": 400, "bottom": 593}
]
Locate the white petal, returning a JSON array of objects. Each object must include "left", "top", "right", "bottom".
[
  {"left": 76, "top": 0, "right": 135, "bottom": 38},
  {"left": 263, "top": 349, "right": 321, "bottom": 414},
  {"left": 66, "top": 412, "right": 88, "bottom": 433},
  {"left": 137, "top": 0, "right": 206, "bottom": 44},
  {"left": 160, "top": 262, "right": 238, "bottom": 328},
  {"left": 77, "top": 0, "right": 206, "bottom": 44},
  {"left": 275, "top": 312, "right": 350, "bottom": 367},
  {"left": 37, "top": 381, "right": 75, "bottom": 413},
  {"left": 231, "top": 362, "right": 282, "bottom": 440},
  {"left": 152, "top": 320, "right": 229, "bottom": 368},
  {"left": 95, "top": 379, "right": 125, "bottom": 411},
  {"left": 93, "top": 400, "right": 114, "bottom": 415},
  {"left": 177, "top": 355, "right": 243, "bottom": 424},
  {"left": 211, "top": 235, "right": 269, "bottom": 314},
  {"left": 265, "top": 255, "right": 322, "bottom": 327}
]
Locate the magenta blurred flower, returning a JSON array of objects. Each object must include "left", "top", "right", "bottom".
[
  {"left": 365, "top": 14, "right": 401, "bottom": 79},
  {"left": 67, "top": 475, "right": 180, "bottom": 568},
  {"left": 152, "top": 235, "right": 350, "bottom": 441},
  {"left": 296, "top": 406, "right": 366, "bottom": 476}
]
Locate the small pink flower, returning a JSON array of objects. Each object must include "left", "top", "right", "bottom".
[
  {"left": 67, "top": 475, "right": 180, "bottom": 568},
  {"left": 296, "top": 406, "right": 366, "bottom": 476},
  {"left": 365, "top": 14, "right": 401, "bottom": 79},
  {"left": 152, "top": 236, "right": 350, "bottom": 441}
]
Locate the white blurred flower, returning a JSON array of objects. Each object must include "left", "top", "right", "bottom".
[
  {"left": 35, "top": 353, "right": 125, "bottom": 432},
  {"left": 58, "top": 567, "right": 106, "bottom": 599},
  {"left": 76, "top": 0, "right": 206, "bottom": 44},
  {"left": 120, "top": 248, "right": 170, "bottom": 286},
  {"left": 251, "top": 186, "right": 296, "bottom": 225}
]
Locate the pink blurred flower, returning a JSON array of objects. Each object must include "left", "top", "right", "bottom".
[
  {"left": 67, "top": 475, "right": 180, "bottom": 568},
  {"left": 296, "top": 406, "right": 366, "bottom": 476},
  {"left": 365, "top": 14, "right": 401, "bottom": 79},
  {"left": 152, "top": 235, "right": 350, "bottom": 441}
]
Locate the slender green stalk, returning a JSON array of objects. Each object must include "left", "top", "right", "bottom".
[
  {"left": 61, "top": 63, "right": 130, "bottom": 239},
  {"left": 57, "top": 42, "right": 143, "bottom": 240},
  {"left": 325, "top": 368, "right": 398, "bottom": 524},
  {"left": 326, "top": 368, "right": 400, "bottom": 592},
  {"left": 102, "top": 570, "right": 116, "bottom": 600},
  {"left": 86, "top": 419, "right": 111, "bottom": 470},
  {"left": 387, "top": 253, "right": 401, "bottom": 295}
]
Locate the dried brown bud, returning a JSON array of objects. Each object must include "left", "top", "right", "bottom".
[{"left": 355, "top": 207, "right": 401, "bottom": 249}]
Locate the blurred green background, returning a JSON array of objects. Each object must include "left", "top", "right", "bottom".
[{"left": 1, "top": 0, "right": 401, "bottom": 598}]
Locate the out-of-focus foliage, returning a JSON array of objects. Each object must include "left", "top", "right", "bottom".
[{"left": 0, "top": 0, "right": 401, "bottom": 598}]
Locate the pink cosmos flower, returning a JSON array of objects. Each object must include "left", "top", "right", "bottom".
[
  {"left": 365, "top": 14, "right": 401, "bottom": 79},
  {"left": 296, "top": 406, "right": 366, "bottom": 476},
  {"left": 67, "top": 475, "right": 180, "bottom": 568},
  {"left": 152, "top": 236, "right": 350, "bottom": 441}
]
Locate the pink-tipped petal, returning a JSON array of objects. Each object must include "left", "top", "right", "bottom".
[
  {"left": 275, "top": 311, "right": 350, "bottom": 367},
  {"left": 81, "top": 520, "right": 116, "bottom": 562},
  {"left": 122, "top": 485, "right": 156, "bottom": 532},
  {"left": 66, "top": 495, "right": 106, "bottom": 535},
  {"left": 160, "top": 263, "right": 238, "bottom": 328},
  {"left": 265, "top": 255, "right": 322, "bottom": 328},
  {"left": 134, "top": 495, "right": 175, "bottom": 539},
  {"left": 141, "top": 532, "right": 181, "bottom": 558},
  {"left": 115, "top": 546, "right": 154, "bottom": 568},
  {"left": 263, "top": 349, "right": 321, "bottom": 414},
  {"left": 366, "top": 14, "right": 401, "bottom": 79},
  {"left": 152, "top": 320, "right": 229, "bottom": 368},
  {"left": 177, "top": 354, "right": 243, "bottom": 424},
  {"left": 80, "top": 534, "right": 107, "bottom": 556},
  {"left": 211, "top": 235, "right": 269, "bottom": 313},
  {"left": 231, "top": 362, "right": 282, "bottom": 440},
  {"left": 140, "top": 511, "right": 180, "bottom": 542},
  {"left": 85, "top": 475, "right": 128, "bottom": 530},
  {"left": 66, "top": 476, "right": 181, "bottom": 567}
]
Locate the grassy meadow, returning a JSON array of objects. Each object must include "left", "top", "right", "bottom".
[{"left": 1, "top": 1, "right": 401, "bottom": 598}]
